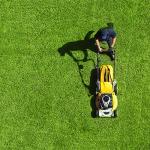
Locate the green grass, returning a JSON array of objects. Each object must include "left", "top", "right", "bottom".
[{"left": 0, "top": 0, "right": 150, "bottom": 149}]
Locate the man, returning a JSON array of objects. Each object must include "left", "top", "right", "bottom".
[{"left": 94, "top": 23, "right": 117, "bottom": 60}]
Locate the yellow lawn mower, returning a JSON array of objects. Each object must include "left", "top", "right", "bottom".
[{"left": 95, "top": 50, "right": 118, "bottom": 117}]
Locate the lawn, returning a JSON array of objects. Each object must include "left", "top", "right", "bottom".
[{"left": 0, "top": 0, "right": 149, "bottom": 149}]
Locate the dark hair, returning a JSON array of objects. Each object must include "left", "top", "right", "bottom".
[{"left": 107, "top": 22, "right": 114, "bottom": 28}]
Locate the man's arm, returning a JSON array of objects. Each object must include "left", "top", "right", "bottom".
[
  {"left": 111, "top": 37, "right": 116, "bottom": 48},
  {"left": 95, "top": 39, "right": 102, "bottom": 52}
]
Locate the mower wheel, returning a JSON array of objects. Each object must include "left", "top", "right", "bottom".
[
  {"left": 96, "top": 110, "right": 99, "bottom": 117},
  {"left": 114, "top": 110, "right": 118, "bottom": 118},
  {"left": 114, "top": 84, "right": 118, "bottom": 95}
]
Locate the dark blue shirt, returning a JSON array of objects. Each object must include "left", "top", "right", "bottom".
[{"left": 95, "top": 28, "right": 116, "bottom": 41}]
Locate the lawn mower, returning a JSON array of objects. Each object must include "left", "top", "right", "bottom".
[{"left": 95, "top": 49, "right": 118, "bottom": 118}]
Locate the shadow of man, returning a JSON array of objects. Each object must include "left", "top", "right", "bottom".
[
  {"left": 58, "top": 30, "right": 97, "bottom": 89},
  {"left": 58, "top": 24, "right": 112, "bottom": 117},
  {"left": 58, "top": 30, "right": 101, "bottom": 118},
  {"left": 58, "top": 30, "right": 96, "bottom": 61}
]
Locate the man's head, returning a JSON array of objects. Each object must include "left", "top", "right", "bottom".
[{"left": 107, "top": 22, "right": 114, "bottom": 28}]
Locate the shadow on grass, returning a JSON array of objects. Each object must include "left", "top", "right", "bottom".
[
  {"left": 58, "top": 31, "right": 96, "bottom": 60},
  {"left": 58, "top": 29, "right": 104, "bottom": 118},
  {"left": 89, "top": 69, "right": 97, "bottom": 118},
  {"left": 58, "top": 30, "right": 97, "bottom": 90}
]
